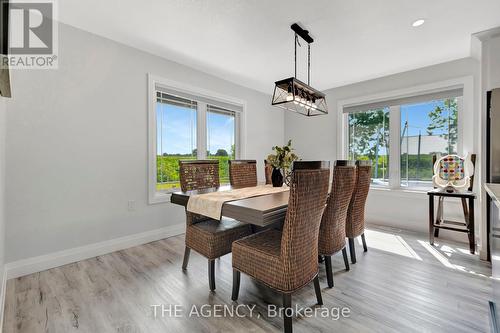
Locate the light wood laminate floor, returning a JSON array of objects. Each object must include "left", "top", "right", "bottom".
[{"left": 3, "top": 226, "right": 493, "bottom": 333}]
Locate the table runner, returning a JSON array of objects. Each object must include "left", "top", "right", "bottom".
[{"left": 187, "top": 185, "right": 289, "bottom": 220}]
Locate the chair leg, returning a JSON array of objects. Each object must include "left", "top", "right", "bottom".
[
  {"left": 208, "top": 259, "right": 216, "bottom": 291},
  {"left": 313, "top": 275, "right": 323, "bottom": 305},
  {"left": 348, "top": 238, "right": 356, "bottom": 264},
  {"left": 361, "top": 233, "right": 367, "bottom": 252},
  {"left": 182, "top": 247, "right": 190, "bottom": 270},
  {"left": 468, "top": 197, "right": 475, "bottom": 254},
  {"left": 324, "top": 255, "right": 334, "bottom": 288},
  {"left": 342, "top": 248, "right": 350, "bottom": 271},
  {"left": 282, "top": 293, "right": 292, "bottom": 333},
  {"left": 231, "top": 269, "right": 240, "bottom": 301}
]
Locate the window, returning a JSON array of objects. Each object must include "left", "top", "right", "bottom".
[
  {"left": 344, "top": 88, "right": 462, "bottom": 190},
  {"left": 348, "top": 108, "right": 390, "bottom": 186},
  {"left": 207, "top": 105, "right": 236, "bottom": 184},
  {"left": 156, "top": 92, "right": 197, "bottom": 192},
  {"left": 149, "top": 76, "right": 243, "bottom": 202},
  {"left": 400, "top": 98, "right": 458, "bottom": 188}
]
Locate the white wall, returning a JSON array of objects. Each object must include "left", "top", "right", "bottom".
[
  {"left": 285, "top": 58, "right": 480, "bottom": 244},
  {"left": 4, "top": 24, "right": 284, "bottom": 263},
  {"left": 0, "top": 97, "right": 6, "bottom": 323}
]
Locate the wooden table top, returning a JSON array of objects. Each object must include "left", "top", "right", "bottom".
[{"left": 170, "top": 185, "right": 290, "bottom": 226}]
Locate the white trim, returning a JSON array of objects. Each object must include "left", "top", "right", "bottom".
[
  {"left": 234, "top": 111, "right": 242, "bottom": 159},
  {"left": 4, "top": 223, "right": 185, "bottom": 279},
  {"left": 456, "top": 96, "right": 464, "bottom": 155},
  {"left": 475, "top": 32, "right": 499, "bottom": 260},
  {"left": 338, "top": 77, "right": 470, "bottom": 110},
  {"left": 389, "top": 105, "right": 401, "bottom": 188},
  {"left": 337, "top": 76, "right": 474, "bottom": 193},
  {"left": 198, "top": 101, "right": 207, "bottom": 159},
  {"left": 148, "top": 74, "right": 247, "bottom": 204},
  {"left": 337, "top": 111, "right": 347, "bottom": 160},
  {"left": 148, "top": 75, "right": 161, "bottom": 204},
  {"left": 473, "top": 26, "right": 500, "bottom": 42},
  {"left": 150, "top": 75, "right": 247, "bottom": 108},
  {"left": 343, "top": 88, "right": 463, "bottom": 114}
]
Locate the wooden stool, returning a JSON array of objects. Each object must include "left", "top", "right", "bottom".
[{"left": 428, "top": 189, "right": 476, "bottom": 254}]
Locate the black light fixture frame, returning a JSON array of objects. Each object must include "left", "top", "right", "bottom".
[
  {"left": 0, "top": 0, "right": 11, "bottom": 98},
  {"left": 271, "top": 23, "right": 327, "bottom": 116},
  {"left": 0, "top": 0, "right": 8, "bottom": 55}
]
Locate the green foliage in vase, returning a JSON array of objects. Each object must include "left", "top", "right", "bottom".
[{"left": 267, "top": 139, "right": 299, "bottom": 171}]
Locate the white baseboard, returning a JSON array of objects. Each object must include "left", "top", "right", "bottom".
[{"left": 4, "top": 223, "right": 185, "bottom": 280}]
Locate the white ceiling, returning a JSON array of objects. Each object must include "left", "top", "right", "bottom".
[{"left": 59, "top": 0, "right": 500, "bottom": 94}]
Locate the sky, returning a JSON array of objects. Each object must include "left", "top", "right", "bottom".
[
  {"left": 401, "top": 99, "right": 453, "bottom": 137},
  {"left": 157, "top": 103, "right": 235, "bottom": 155}
]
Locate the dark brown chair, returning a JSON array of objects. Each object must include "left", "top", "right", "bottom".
[
  {"left": 179, "top": 160, "right": 252, "bottom": 291},
  {"left": 264, "top": 159, "right": 272, "bottom": 185},
  {"left": 229, "top": 160, "right": 258, "bottom": 188},
  {"left": 346, "top": 160, "right": 371, "bottom": 264},
  {"left": 318, "top": 160, "right": 356, "bottom": 288},
  {"left": 231, "top": 161, "right": 330, "bottom": 333},
  {"left": 179, "top": 160, "right": 220, "bottom": 192}
]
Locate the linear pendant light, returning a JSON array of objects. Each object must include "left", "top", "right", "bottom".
[{"left": 271, "top": 23, "right": 327, "bottom": 116}]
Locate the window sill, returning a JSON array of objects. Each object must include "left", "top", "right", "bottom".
[
  {"left": 149, "top": 192, "right": 172, "bottom": 205},
  {"left": 369, "top": 186, "right": 431, "bottom": 199}
]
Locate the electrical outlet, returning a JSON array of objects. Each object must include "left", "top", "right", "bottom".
[{"left": 128, "top": 200, "right": 136, "bottom": 211}]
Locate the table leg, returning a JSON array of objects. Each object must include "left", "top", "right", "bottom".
[
  {"left": 434, "top": 197, "right": 444, "bottom": 238},
  {"left": 468, "top": 197, "right": 475, "bottom": 254},
  {"left": 429, "top": 194, "right": 435, "bottom": 245}
]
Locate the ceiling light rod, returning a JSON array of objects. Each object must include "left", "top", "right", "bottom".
[{"left": 291, "top": 23, "right": 313, "bottom": 85}]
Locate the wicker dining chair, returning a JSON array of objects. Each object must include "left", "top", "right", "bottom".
[
  {"left": 231, "top": 161, "right": 330, "bottom": 333},
  {"left": 229, "top": 160, "right": 258, "bottom": 188},
  {"left": 346, "top": 160, "right": 372, "bottom": 264},
  {"left": 179, "top": 160, "right": 220, "bottom": 192},
  {"left": 179, "top": 160, "right": 252, "bottom": 291},
  {"left": 264, "top": 159, "right": 272, "bottom": 185},
  {"left": 318, "top": 160, "right": 356, "bottom": 288}
]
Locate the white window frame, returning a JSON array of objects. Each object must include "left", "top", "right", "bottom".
[
  {"left": 337, "top": 76, "right": 474, "bottom": 192},
  {"left": 148, "top": 74, "right": 246, "bottom": 204}
]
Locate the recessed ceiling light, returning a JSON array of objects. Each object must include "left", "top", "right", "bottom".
[{"left": 412, "top": 19, "right": 425, "bottom": 27}]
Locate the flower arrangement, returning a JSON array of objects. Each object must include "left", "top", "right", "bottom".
[{"left": 267, "top": 140, "right": 299, "bottom": 186}]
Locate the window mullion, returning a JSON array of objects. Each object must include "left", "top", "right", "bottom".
[
  {"left": 198, "top": 102, "right": 207, "bottom": 159},
  {"left": 235, "top": 112, "right": 241, "bottom": 159},
  {"left": 456, "top": 96, "right": 464, "bottom": 155},
  {"left": 389, "top": 105, "right": 401, "bottom": 189}
]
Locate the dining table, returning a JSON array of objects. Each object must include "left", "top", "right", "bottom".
[{"left": 170, "top": 185, "right": 290, "bottom": 226}]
